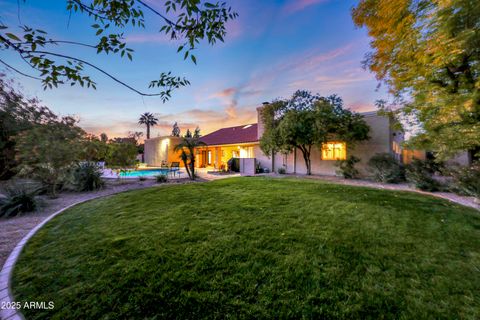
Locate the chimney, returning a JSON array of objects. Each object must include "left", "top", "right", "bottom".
[{"left": 257, "top": 103, "right": 268, "bottom": 140}]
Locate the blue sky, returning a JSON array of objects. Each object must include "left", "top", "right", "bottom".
[{"left": 1, "top": 0, "right": 387, "bottom": 138}]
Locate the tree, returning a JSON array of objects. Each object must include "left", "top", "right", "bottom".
[
  {"left": 260, "top": 91, "right": 370, "bottom": 175},
  {"left": 0, "top": 75, "right": 58, "bottom": 179},
  {"left": 352, "top": 0, "right": 480, "bottom": 161},
  {"left": 106, "top": 140, "right": 138, "bottom": 168},
  {"left": 0, "top": 1, "right": 237, "bottom": 101},
  {"left": 171, "top": 122, "right": 181, "bottom": 137},
  {"left": 15, "top": 116, "right": 86, "bottom": 196},
  {"left": 81, "top": 134, "right": 109, "bottom": 162},
  {"left": 100, "top": 132, "right": 108, "bottom": 143},
  {"left": 193, "top": 127, "right": 201, "bottom": 138},
  {"left": 138, "top": 112, "right": 158, "bottom": 140},
  {"left": 174, "top": 131, "right": 206, "bottom": 180}
]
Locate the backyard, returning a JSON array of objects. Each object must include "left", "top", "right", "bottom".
[{"left": 12, "top": 177, "right": 480, "bottom": 319}]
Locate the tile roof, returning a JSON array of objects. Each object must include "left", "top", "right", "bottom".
[{"left": 200, "top": 123, "right": 258, "bottom": 146}]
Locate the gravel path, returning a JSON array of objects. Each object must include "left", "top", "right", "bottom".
[
  {"left": 280, "top": 174, "right": 480, "bottom": 211},
  {"left": 0, "top": 179, "right": 165, "bottom": 267}
]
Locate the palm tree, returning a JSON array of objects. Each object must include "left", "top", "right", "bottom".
[
  {"left": 174, "top": 134, "right": 206, "bottom": 180},
  {"left": 138, "top": 112, "right": 158, "bottom": 140}
]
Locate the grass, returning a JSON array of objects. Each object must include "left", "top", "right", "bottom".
[{"left": 12, "top": 177, "right": 480, "bottom": 319}]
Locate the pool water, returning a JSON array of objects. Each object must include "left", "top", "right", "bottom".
[{"left": 119, "top": 169, "right": 171, "bottom": 177}]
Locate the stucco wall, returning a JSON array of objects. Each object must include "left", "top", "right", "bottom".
[
  {"left": 254, "top": 112, "right": 398, "bottom": 176},
  {"left": 144, "top": 136, "right": 183, "bottom": 167}
]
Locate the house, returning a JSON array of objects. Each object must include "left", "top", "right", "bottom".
[
  {"left": 144, "top": 105, "right": 405, "bottom": 176},
  {"left": 194, "top": 106, "right": 404, "bottom": 176}
]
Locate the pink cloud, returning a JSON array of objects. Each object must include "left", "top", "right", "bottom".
[{"left": 283, "top": 0, "right": 330, "bottom": 14}]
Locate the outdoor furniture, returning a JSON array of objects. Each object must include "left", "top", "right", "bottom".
[{"left": 169, "top": 162, "right": 180, "bottom": 177}]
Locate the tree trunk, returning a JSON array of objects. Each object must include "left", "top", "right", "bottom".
[
  {"left": 146, "top": 125, "right": 150, "bottom": 140},
  {"left": 299, "top": 145, "right": 312, "bottom": 175}
]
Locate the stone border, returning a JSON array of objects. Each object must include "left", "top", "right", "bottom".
[{"left": 0, "top": 200, "right": 89, "bottom": 320}]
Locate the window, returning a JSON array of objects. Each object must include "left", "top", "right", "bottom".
[
  {"left": 322, "top": 142, "right": 346, "bottom": 160},
  {"left": 207, "top": 150, "right": 212, "bottom": 165}
]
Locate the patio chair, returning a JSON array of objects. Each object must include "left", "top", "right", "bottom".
[{"left": 169, "top": 162, "right": 180, "bottom": 177}]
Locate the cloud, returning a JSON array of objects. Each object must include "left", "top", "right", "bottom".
[{"left": 283, "top": 0, "right": 330, "bottom": 15}]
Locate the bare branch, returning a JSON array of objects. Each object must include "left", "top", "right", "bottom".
[{"left": 0, "top": 58, "right": 42, "bottom": 80}]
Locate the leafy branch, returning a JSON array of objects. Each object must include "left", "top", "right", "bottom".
[{"left": 0, "top": 0, "right": 237, "bottom": 100}]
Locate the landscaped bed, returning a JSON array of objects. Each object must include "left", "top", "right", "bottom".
[{"left": 12, "top": 177, "right": 480, "bottom": 319}]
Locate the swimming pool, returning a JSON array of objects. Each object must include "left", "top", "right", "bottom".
[{"left": 118, "top": 168, "right": 171, "bottom": 178}]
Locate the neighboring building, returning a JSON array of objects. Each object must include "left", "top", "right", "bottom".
[{"left": 144, "top": 105, "right": 405, "bottom": 176}]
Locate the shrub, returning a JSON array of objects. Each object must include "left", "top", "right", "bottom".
[
  {"left": 155, "top": 174, "right": 168, "bottom": 183},
  {"left": 405, "top": 159, "right": 440, "bottom": 191},
  {"left": 72, "top": 162, "right": 105, "bottom": 191},
  {"left": 451, "top": 163, "right": 480, "bottom": 199},
  {"left": 336, "top": 156, "right": 360, "bottom": 179},
  {"left": 367, "top": 153, "right": 404, "bottom": 183},
  {"left": 255, "top": 162, "right": 264, "bottom": 174},
  {"left": 0, "top": 184, "right": 39, "bottom": 217},
  {"left": 139, "top": 176, "right": 147, "bottom": 181},
  {"left": 277, "top": 167, "right": 286, "bottom": 174}
]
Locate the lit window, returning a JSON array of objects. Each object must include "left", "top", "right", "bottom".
[
  {"left": 208, "top": 150, "right": 212, "bottom": 165},
  {"left": 322, "top": 142, "right": 346, "bottom": 160}
]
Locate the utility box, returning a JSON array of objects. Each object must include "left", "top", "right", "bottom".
[{"left": 240, "top": 158, "right": 256, "bottom": 176}]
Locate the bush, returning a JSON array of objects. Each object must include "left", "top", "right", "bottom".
[
  {"left": 277, "top": 167, "right": 286, "bottom": 174},
  {"left": 405, "top": 159, "right": 440, "bottom": 191},
  {"left": 451, "top": 163, "right": 480, "bottom": 199},
  {"left": 155, "top": 174, "right": 168, "bottom": 183},
  {"left": 256, "top": 162, "right": 264, "bottom": 174},
  {"left": 0, "top": 184, "right": 39, "bottom": 217},
  {"left": 367, "top": 153, "right": 404, "bottom": 183},
  {"left": 139, "top": 176, "right": 147, "bottom": 181},
  {"left": 72, "top": 162, "right": 105, "bottom": 191},
  {"left": 336, "top": 156, "right": 360, "bottom": 179}
]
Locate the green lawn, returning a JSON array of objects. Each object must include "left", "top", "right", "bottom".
[{"left": 12, "top": 177, "right": 480, "bottom": 319}]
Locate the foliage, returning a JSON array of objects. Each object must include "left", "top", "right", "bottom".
[
  {"left": 174, "top": 131, "right": 206, "bottom": 180},
  {"left": 0, "top": 183, "right": 39, "bottom": 217},
  {"left": 367, "top": 153, "right": 405, "bottom": 183},
  {"left": 451, "top": 163, "right": 480, "bottom": 199},
  {"left": 0, "top": 76, "right": 59, "bottom": 179},
  {"left": 72, "top": 162, "right": 104, "bottom": 191},
  {"left": 15, "top": 116, "right": 86, "bottom": 196},
  {"left": 106, "top": 141, "right": 138, "bottom": 168},
  {"left": 155, "top": 174, "right": 168, "bottom": 183},
  {"left": 81, "top": 135, "right": 110, "bottom": 162},
  {"left": 171, "top": 122, "right": 181, "bottom": 137},
  {"left": 12, "top": 178, "right": 480, "bottom": 319},
  {"left": 336, "top": 155, "right": 360, "bottom": 179},
  {"left": 277, "top": 167, "right": 286, "bottom": 174},
  {"left": 352, "top": 0, "right": 480, "bottom": 160},
  {"left": 261, "top": 90, "right": 370, "bottom": 175},
  {"left": 405, "top": 159, "right": 440, "bottom": 191},
  {"left": 0, "top": 1, "right": 237, "bottom": 100},
  {"left": 138, "top": 112, "right": 158, "bottom": 140}
]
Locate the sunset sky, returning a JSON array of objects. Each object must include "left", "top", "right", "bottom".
[{"left": 1, "top": 0, "right": 387, "bottom": 139}]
